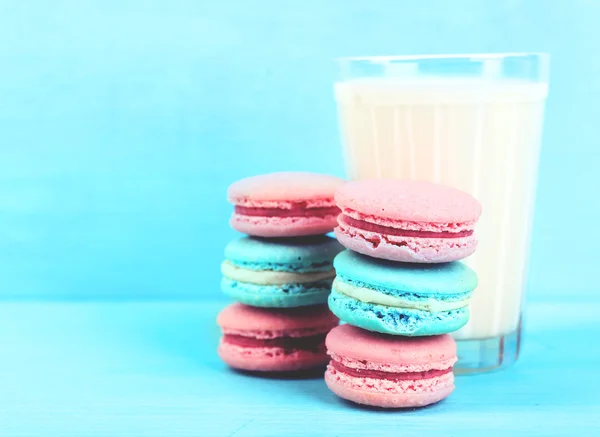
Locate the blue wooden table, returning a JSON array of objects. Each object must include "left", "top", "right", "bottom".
[{"left": 1, "top": 299, "right": 599, "bottom": 436}]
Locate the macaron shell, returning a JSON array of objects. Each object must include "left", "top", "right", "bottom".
[
  {"left": 221, "top": 278, "right": 332, "bottom": 308},
  {"left": 333, "top": 250, "right": 478, "bottom": 296},
  {"left": 224, "top": 236, "right": 343, "bottom": 269},
  {"left": 228, "top": 172, "right": 345, "bottom": 204},
  {"left": 325, "top": 370, "right": 454, "bottom": 408},
  {"left": 231, "top": 214, "right": 339, "bottom": 237},
  {"left": 335, "top": 179, "right": 481, "bottom": 223},
  {"left": 219, "top": 342, "right": 330, "bottom": 372},
  {"left": 326, "top": 324, "right": 456, "bottom": 366},
  {"left": 217, "top": 303, "right": 338, "bottom": 332},
  {"left": 328, "top": 290, "right": 469, "bottom": 336},
  {"left": 335, "top": 225, "right": 478, "bottom": 263}
]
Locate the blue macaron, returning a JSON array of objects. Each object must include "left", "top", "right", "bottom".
[
  {"left": 328, "top": 250, "right": 477, "bottom": 336},
  {"left": 221, "top": 236, "right": 344, "bottom": 307}
]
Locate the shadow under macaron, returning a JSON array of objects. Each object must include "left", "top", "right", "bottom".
[{"left": 334, "top": 396, "right": 451, "bottom": 413}]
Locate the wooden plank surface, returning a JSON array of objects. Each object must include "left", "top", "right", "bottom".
[{"left": 0, "top": 300, "right": 598, "bottom": 436}]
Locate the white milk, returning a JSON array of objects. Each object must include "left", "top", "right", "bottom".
[{"left": 335, "top": 78, "right": 547, "bottom": 339}]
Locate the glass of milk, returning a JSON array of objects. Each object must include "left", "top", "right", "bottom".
[{"left": 334, "top": 53, "right": 549, "bottom": 373}]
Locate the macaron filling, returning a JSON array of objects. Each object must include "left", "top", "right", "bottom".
[
  {"left": 339, "top": 213, "right": 474, "bottom": 239},
  {"left": 222, "top": 261, "right": 335, "bottom": 285},
  {"left": 222, "top": 278, "right": 334, "bottom": 295},
  {"left": 223, "top": 333, "right": 326, "bottom": 353},
  {"left": 332, "top": 277, "right": 471, "bottom": 312},
  {"left": 329, "top": 360, "right": 452, "bottom": 381},
  {"left": 235, "top": 204, "right": 340, "bottom": 218}
]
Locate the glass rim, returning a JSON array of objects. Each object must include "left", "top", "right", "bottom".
[{"left": 336, "top": 52, "right": 550, "bottom": 63}]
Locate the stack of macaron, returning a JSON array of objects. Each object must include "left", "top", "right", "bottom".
[
  {"left": 217, "top": 172, "right": 345, "bottom": 372},
  {"left": 325, "top": 179, "right": 482, "bottom": 408}
]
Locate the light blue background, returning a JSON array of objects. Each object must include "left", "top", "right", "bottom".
[{"left": 0, "top": 0, "right": 597, "bottom": 300}]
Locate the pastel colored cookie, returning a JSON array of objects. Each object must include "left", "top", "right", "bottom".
[
  {"left": 325, "top": 324, "right": 457, "bottom": 408},
  {"left": 217, "top": 303, "right": 339, "bottom": 372},
  {"left": 228, "top": 172, "right": 345, "bottom": 237},
  {"left": 334, "top": 179, "right": 482, "bottom": 263},
  {"left": 221, "top": 236, "right": 344, "bottom": 307},
  {"left": 328, "top": 250, "right": 477, "bottom": 335}
]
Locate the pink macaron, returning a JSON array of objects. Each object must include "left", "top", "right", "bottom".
[
  {"left": 228, "top": 172, "right": 345, "bottom": 237},
  {"left": 217, "top": 303, "right": 339, "bottom": 372},
  {"left": 325, "top": 324, "right": 457, "bottom": 408},
  {"left": 335, "top": 179, "right": 481, "bottom": 263}
]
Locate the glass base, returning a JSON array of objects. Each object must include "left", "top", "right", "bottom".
[{"left": 454, "top": 327, "right": 521, "bottom": 375}]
